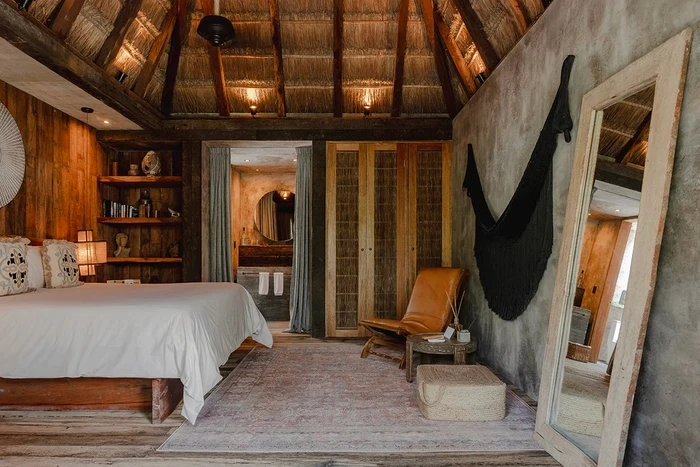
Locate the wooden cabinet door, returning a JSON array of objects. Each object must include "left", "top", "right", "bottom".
[
  {"left": 405, "top": 143, "right": 452, "bottom": 309},
  {"left": 326, "top": 143, "right": 369, "bottom": 337}
]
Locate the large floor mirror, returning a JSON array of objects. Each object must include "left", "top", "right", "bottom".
[{"left": 535, "top": 30, "right": 691, "bottom": 466}]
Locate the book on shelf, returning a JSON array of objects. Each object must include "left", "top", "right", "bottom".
[{"left": 102, "top": 199, "right": 138, "bottom": 218}]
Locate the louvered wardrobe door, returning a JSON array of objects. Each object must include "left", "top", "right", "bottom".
[
  {"left": 406, "top": 143, "right": 452, "bottom": 302},
  {"left": 368, "top": 144, "right": 400, "bottom": 321},
  {"left": 326, "top": 144, "right": 367, "bottom": 337}
]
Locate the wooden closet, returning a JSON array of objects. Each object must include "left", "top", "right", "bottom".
[{"left": 325, "top": 142, "right": 452, "bottom": 337}]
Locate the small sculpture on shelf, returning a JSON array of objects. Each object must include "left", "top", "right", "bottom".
[
  {"left": 168, "top": 242, "right": 181, "bottom": 258},
  {"left": 114, "top": 232, "right": 130, "bottom": 258},
  {"left": 141, "top": 150, "right": 162, "bottom": 176},
  {"left": 127, "top": 164, "right": 140, "bottom": 176},
  {"left": 168, "top": 207, "right": 181, "bottom": 218}
]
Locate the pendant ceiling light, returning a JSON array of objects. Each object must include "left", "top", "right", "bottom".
[{"left": 197, "top": 0, "right": 235, "bottom": 47}]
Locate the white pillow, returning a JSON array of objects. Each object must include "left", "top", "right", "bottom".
[
  {"left": 0, "top": 237, "right": 33, "bottom": 297},
  {"left": 42, "top": 240, "right": 82, "bottom": 289},
  {"left": 26, "top": 245, "right": 45, "bottom": 289}
]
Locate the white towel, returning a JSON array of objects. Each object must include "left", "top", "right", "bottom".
[
  {"left": 258, "top": 272, "right": 269, "bottom": 295},
  {"left": 273, "top": 272, "right": 284, "bottom": 296}
]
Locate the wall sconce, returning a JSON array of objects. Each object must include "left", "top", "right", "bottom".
[
  {"left": 279, "top": 190, "right": 291, "bottom": 200},
  {"left": 114, "top": 70, "right": 128, "bottom": 83},
  {"left": 76, "top": 230, "right": 107, "bottom": 277},
  {"left": 475, "top": 72, "right": 486, "bottom": 85},
  {"left": 363, "top": 104, "right": 371, "bottom": 117},
  {"left": 249, "top": 105, "right": 257, "bottom": 116}
]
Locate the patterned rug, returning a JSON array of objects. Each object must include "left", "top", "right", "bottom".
[{"left": 159, "top": 343, "right": 540, "bottom": 453}]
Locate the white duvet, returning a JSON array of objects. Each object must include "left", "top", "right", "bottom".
[{"left": 0, "top": 283, "right": 273, "bottom": 424}]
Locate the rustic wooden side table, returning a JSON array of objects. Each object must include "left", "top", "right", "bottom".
[{"left": 405, "top": 333, "right": 478, "bottom": 382}]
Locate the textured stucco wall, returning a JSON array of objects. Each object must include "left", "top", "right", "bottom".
[{"left": 451, "top": 0, "right": 700, "bottom": 464}]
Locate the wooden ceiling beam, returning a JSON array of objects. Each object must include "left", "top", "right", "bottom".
[
  {"left": 49, "top": 0, "right": 85, "bottom": 39},
  {"left": 433, "top": 3, "right": 477, "bottom": 97},
  {"left": 0, "top": 0, "right": 161, "bottom": 129},
  {"left": 161, "top": 0, "right": 189, "bottom": 115},
  {"left": 500, "top": 0, "right": 530, "bottom": 36},
  {"left": 450, "top": 0, "right": 500, "bottom": 74},
  {"left": 269, "top": 0, "right": 286, "bottom": 117},
  {"left": 95, "top": 0, "right": 144, "bottom": 69},
  {"left": 616, "top": 112, "right": 652, "bottom": 165},
  {"left": 201, "top": 0, "right": 230, "bottom": 117},
  {"left": 418, "top": 0, "right": 459, "bottom": 117},
  {"left": 132, "top": 4, "right": 177, "bottom": 97},
  {"left": 332, "top": 0, "right": 343, "bottom": 117},
  {"left": 390, "top": 0, "right": 410, "bottom": 117},
  {"left": 97, "top": 117, "right": 453, "bottom": 145}
]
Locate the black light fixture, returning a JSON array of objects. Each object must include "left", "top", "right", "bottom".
[
  {"left": 363, "top": 104, "right": 371, "bottom": 117},
  {"left": 114, "top": 70, "right": 128, "bottom": 83},
  {"left": 249, "top": 105, "right": 257, "bottom": 116},
  {"left": 475, "top": 72, "right": 486, "bottom": 85},
  {"left": 197, "top": 0, "right": 235, "bottom": 47},
  {"left": 16, "top": 0, "right": 33, "bottom": 11}
]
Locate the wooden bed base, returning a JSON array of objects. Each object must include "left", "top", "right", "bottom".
[{"left": 0, "top": 377, "right": 184, "bottom": 423}]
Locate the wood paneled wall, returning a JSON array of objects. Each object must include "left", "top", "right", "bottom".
[{"left": 0, "top": 80, "right": 105, "bottom": 240}]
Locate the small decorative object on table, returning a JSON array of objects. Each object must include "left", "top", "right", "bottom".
[
  {"left": 445, "top": 289, "right": 466, "bottom": 332},
  {"left": 114, "top": 232, "right": 130, "bottom": 258},
  {"left": 127, "top": 164, "right": 140, "bottom": 176},
  {"left": 458, "top": 317, "right": 476, "bottom": 343},
  {"left": 141, "top": 150, "right": 162, "bottom": 176}
]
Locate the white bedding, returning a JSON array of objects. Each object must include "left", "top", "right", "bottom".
[{"left": 0, "top": 283, "right": 273, "bottom": 424}]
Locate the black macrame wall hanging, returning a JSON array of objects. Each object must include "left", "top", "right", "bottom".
[{"left": 462, "top": 55, "right": 575, "bottom": 321}]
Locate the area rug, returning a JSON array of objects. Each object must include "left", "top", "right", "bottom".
[{"left": 159, "top": 343, "right": 540, "bottom": 453}]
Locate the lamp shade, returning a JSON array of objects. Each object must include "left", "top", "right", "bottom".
[{"left": 76, "top": 230, "right": 107, "bottom": 277}]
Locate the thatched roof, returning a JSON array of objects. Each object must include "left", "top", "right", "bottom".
[{"left": 24, "top": 0, "right": 549, "bottom": 117}]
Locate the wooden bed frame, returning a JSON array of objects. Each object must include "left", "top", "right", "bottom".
[
  {"left": 0, "top": 377, "right": 183, "bottom": 423},
  {"left": 0, "top": 239, "right": 185, "bottom": 423}
]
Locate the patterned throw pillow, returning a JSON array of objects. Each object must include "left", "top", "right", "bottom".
[
  {"left": 42, "top": 240, "right": 82, "bottom": 289},
  {"left": 0, "top": 237, "right": 32, "bottom": 296}
]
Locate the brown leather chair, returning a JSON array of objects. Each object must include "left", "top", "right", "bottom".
[{"left": 359, "top": 267, "right": 467, "bottom": 368}]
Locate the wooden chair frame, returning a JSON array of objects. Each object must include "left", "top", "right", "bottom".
[{"left": 535, "top": 29, "right": 692, "bottom": 466}]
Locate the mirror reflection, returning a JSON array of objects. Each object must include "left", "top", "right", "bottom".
[
  {"left": 254, "top": 190, "right": 295, "bottom": 242},
  {"left": 551, "top": 84, "right": 655, "bottom": 461}
]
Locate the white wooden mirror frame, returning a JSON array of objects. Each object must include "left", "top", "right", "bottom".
[{"left": 535, "top": 29, "right": 692, "bottom": 467}]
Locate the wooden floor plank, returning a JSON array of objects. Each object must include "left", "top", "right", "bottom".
[{"left": 0, "top": 321, "right": 557, "bottom": 466}]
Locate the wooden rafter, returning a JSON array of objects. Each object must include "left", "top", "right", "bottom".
[
  {"left": 49, "top": 0, "right": 85, "bottom": 39},
  {"left": 332, "top": 0, "right": 344, "bottom": 117},
  {"left": 132, "top": 4, "right": 177, "bottom": 97},
  {"left": 0, "top": 0, "right": 161, "bottom": 129},
  {"left": 500, "top": 0, "right": 530, "bottom": 36},
  {"left": 391, "top": 0, "right": 410, "bottom": 117},
  {"left": 433, "top": 4, "right": 477, "bottom": 97},
  {"left": 95, "top": 0, "right": 144, "bottom": 69},
  {"left": 201, "top": 0, "right": 230, "bottom": 117},
  {"left": 616, "top": 112, "right": 652, "bottom": 165},
  {"left": 269, "top": 0, "right": 286, "bottom": 117},
  {"left": 161, "top": 0, "right": 189, "bottom": 115},
  {"left": 418, "top": 0, "right": 458, "bottom": 117},
  {"left": 450, "top": 0, "right": 500, "bottom": 74}
]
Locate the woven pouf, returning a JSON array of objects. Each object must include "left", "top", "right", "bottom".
[{"left": 416, "top": 365, "right": 506, "bottom": 421}]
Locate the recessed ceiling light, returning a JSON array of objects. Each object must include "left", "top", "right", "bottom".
[
  {"left": 244, "top": 159, "right": 250, "bottom": 162},
  {"left": 293, "top": 159, "right": 297, "bottom": 162},
  {"left": 255, "top": 169, "right": 259, "bottom": 172},
  {"left": 103, "top": 120, "right": 110, "bottom": 124},
  {"left": 615, "top": 209, "right": 620, "bottom": 212}
]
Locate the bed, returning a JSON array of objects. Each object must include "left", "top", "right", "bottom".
[{"left": 0, "top": 282, "right": 273, "bottom": 424}]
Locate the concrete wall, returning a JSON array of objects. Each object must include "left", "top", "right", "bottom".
[{"left": 451, "top": 0, "right": 700, "bottom": 464}]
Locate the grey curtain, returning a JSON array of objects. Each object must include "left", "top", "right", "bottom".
[
  {"left": 209, "top": 148, "right": 233, "bottom": 282},
  {"left": 288, "top": 146, "right": 312, "bottom": 333},
  {"left": 255, "top": 192, "right": 278, "bottom": 240}
]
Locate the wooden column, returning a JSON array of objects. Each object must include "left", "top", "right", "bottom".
[{"left": 182, "top": 141, "right": 203, "bottom": 282}]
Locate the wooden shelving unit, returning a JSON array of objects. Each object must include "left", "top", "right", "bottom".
[
  {"left": 107, "top": 257, "right": 182, "bottom": 264},
  {"left": 97, "top": 176, "right": 183, "bottom": 188},
  {"left": 98, "top": 147, "right": 184, "bottom": 283},
  {"left": 98, "top": 217, "right": 182, "bottom": 225}
]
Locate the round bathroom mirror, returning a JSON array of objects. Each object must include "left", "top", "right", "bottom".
[{"left": 254, "top": 190, "right": 295, "bottom": 242}]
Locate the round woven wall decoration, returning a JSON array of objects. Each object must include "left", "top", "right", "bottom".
[{"left": 0, "top": 102, "right": 25, "bottom": 208}]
